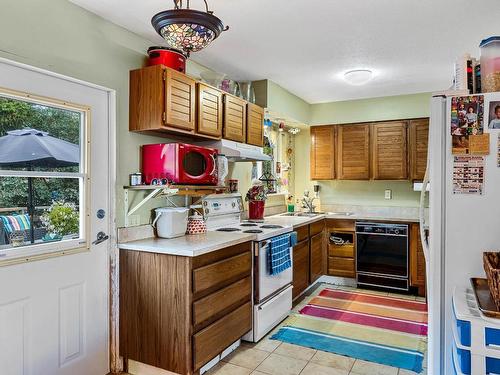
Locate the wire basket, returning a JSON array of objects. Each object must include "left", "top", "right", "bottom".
[{"left": 483, "top": 252, "right": 500, "bottom": 310}]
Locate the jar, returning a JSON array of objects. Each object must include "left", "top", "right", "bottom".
[
  {"left": 186, "top": 212, "right": 207, "bottom": 235},
  {"left": 480, "top": 36, "right": 500, "bottom": 92}
]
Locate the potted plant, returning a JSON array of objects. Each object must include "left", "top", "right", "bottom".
[
  {"left": 40, "top": 201, "right": 79, "bottom": 242},
  {"left": 245, "top": 180, "right": 267, "bottom": 220}
]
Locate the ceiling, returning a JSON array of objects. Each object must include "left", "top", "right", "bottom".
[{"left": 70, "top": 0, "right": 498, "bottom": 103}]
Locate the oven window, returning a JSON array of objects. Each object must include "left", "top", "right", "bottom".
[
  {"left": 183, "top": 151, "right": 206, "bottom": 176},
  {"left": 356, "top": 233, "right": 408, "bottom": 277}
]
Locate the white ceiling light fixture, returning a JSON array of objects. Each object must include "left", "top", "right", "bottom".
[{"left": 343, "top": 69, "right": 374, "bottom": 85}]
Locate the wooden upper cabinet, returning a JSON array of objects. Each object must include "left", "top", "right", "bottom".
[
  {"left": 165, "top": 68, "right": 196, "bottom": 131},
  {"left": 246, "top": 103, "right": 264, "bottom": 146},
  {"left": 409, "top": 119, "right": 429, "bottom": 181},
  {"left": 371, "top": 121, "right": 408, "bottom": 180},
  {"left": 337, "top": 124, "right": 370, "bottom": 180},
  {"left": 310, "top": 126, "right": 335, "bottom": 180},
  {"left": 196, "top": 83, "right": 223, "bottom": 138},
  {"left": 223, "top": 94, "right": 247, "bottom": 142},
  {"left": 129, "top": 65, "right": 196, "bottom": 135}
]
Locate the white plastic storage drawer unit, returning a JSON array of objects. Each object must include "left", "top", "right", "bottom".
[{"left": 453, "top": 287, "right": 500, "bottom": 374}]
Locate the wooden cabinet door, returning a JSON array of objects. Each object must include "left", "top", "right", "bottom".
[
  {"left": 246, "top": 103, "right": 264, "bottom": 146},
  {"left": 165, "top": 68, "right": 196, "bottom": 131},
  {"left": 410, "top": 224, "right": 426, "bottom": 297},
  {"left": 409, "top": 119, "right": 429, "bottom": 181},
  {"left": 310, "top": 126, "right": 335, "bottom": 180},
  {"left": 337, "top": 124, "right": 370, "bottom": 180},
  {"left": 371, "top": 121, "right": 408, "bottom": 180},
  {"left": 197, "top": 83, "right": 223, "bottom": 138},
  {"left": 223, "top": 95, "right": 247, "bottom": 142},
  {"left": 310, "top": 232, "right": 324, "bottom": 284},
  {"left": 292, "top": 239, "right": 310, "bottom": 300}
]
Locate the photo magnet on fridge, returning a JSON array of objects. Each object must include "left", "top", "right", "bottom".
[
  {"left": 469, "top": 133, "right": 490, "bottom": 155},
  {"left": 488, "top": 101, "right": 500, "bottom": 130},
  {"left": 451, "top": 95, "right": 485, "bottom": 155}
]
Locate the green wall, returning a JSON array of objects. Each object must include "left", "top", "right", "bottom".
[
  {"left": 294, "top": 93, "right": 433, "bottom": 208},
  {"left": 311, "top": 92, "right": 432, "bottom": 125},
  {"left": 0, "top": 0, "right": 215, "bottom": 227}
]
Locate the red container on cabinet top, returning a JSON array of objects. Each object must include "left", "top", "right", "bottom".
[
  {"left": 141, "top": 143, "right": 218, "bottom": 185},
  {"left": 147, "top": 46, "right": 186, "bottom": 73}
]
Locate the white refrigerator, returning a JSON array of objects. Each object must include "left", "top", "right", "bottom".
[{"left": 424, "top": 91, "right": 500, "bottom": 374}]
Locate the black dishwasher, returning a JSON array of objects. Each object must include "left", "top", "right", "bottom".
[{"left": 356, "top": 222, "right": 409, "bottom": 291}]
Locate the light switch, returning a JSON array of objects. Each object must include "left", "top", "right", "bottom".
[{"left": 384, "top": 189, "right": 392, "bottom": 200}]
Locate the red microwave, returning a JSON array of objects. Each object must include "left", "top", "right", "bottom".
[{"left": 142, "top": 143, "right": 218, "bottom": 185}]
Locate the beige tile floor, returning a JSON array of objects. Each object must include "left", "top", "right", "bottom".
[{"left": 207, "top": 284, "right": 427, "bottom": 375}]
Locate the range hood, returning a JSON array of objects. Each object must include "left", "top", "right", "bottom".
[{"left": 200, "top": 139, "right": 271, "bottom": 162}]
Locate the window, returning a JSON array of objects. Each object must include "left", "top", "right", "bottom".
[
  {"left": 0, "top": 88, "right": 89, "bottom": 259},
  {"left": 256, "top": 123, "right": 295, "bottom": 195}
]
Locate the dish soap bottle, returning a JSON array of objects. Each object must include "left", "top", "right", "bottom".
[{"left": 287, "top": 195, "right": 295, "bottom": 213}]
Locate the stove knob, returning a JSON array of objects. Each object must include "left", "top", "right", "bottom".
[
  {"left": 394, "top": 229, "right": 400, "bottom": 235},
  {"left": 205, "top": 208, "right": 209, "bottom": 214},
  {"left": 232, "top": 202, "right": 236, "bottom": 208}
]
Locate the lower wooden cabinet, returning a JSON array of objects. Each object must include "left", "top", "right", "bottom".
[
  {"left": 120, "top": 241, "right": 252, "bottom": 374},
  {"left": 292, "top": 238, "right": 310, "bottom": 300},
  {"left": 410, "top": 224, "right": 426, "bottom": 297},
  {"left": 292, "top": 220, "right": 326, "bottom": 300},
  {"left": 326, "top": 219, "right": 356, "bottom": 278},
  {"left": 328, "top": 256, "right": 356, "bottom": 278},
  {"left": 310, "top": 232, "right": 324, "bottom": 284}
]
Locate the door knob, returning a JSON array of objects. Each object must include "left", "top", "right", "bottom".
[{"left": 92, "top": 231, "right": 109, "bottom": 245}]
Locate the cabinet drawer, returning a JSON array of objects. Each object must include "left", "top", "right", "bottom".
[
  {"left": 328, "top": 256, "right": 355, "bottom": 278},
  {"left": 193, "top": 301, "right": 252, "bottom": 370},
  {"left": 328, "top": 244, "right": 354, "bottom": 258},
  {"left": 310, "top": 220, "right": 325, "bottom": 236},
  {"left": 193, "top": 276, "right": 251, "bottom": 332},
  {"left": 295, "top": 225, "right": 309, "bottom": 242},
  {"left": 193, "top": 252, "right": 252, "bottom": 299},
  {"left": 326, "top": 219, "right": 355, "bottom": 231}
]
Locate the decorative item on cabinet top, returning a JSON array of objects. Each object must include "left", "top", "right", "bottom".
[{"left": 129, "top": 65, "right": 266, "bottom": 147}]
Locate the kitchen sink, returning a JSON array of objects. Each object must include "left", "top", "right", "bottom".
[{"left": 327, "top": 212, "right": 355, "bottom": 216}]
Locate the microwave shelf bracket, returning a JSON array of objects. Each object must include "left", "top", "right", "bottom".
[{"left": 123, "top": 185, "right": 227, "bottom": 227}]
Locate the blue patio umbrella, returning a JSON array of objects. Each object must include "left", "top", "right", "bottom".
[{"left": 0, "top": 129, "right": 79, "bottom": 243}]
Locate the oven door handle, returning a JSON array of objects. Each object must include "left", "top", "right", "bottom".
[{"left": 258, "top": 286, "right": 292, "bottom": 310}]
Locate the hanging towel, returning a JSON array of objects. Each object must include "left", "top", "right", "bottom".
[{"left": 269, "top": 233, "right": 292, "bottom": 275}]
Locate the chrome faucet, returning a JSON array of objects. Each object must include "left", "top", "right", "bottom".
[{"left": 301, "top": 190, "right": 317, "bottom": 213}]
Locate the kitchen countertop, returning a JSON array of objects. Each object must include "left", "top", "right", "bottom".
[
  {"left": 266, "top": 211, "right": 420, "bottom": 227},
  {"left": 118, "top": 231, "right": 255, "bottom": 257},
  {"left": 118, "top": 209, "right": 420, "bottom": 257}
]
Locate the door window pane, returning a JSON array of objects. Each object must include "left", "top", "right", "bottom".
[
  {"left": 0, "top": 95, "right": 81, "bottom": 172},
  {"left": 0, "top": 90, "right": 87, "bottom": 256},
  {"left": 0, "top": 177, "right": 81, "bottom": 249}
]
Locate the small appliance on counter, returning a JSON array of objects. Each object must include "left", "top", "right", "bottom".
[
  {"left": 142, "top": 143, "right": 218, "bottom": 185},
  {"left": 152, "top": 207, "right": 189, "bottom": 238},
  {"left": 147, "top": 46, "right": 186, "bottom": 73}
]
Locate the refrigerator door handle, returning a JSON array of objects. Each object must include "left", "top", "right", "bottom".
[{"left": 419, "top": 169, "right": 430, "bottom": 262}]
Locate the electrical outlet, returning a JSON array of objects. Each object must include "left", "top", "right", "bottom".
[
  {"left": 384, "top": 189, "right": 392, "bottom": 200},
  {"left": 128, "top": 214, "right": 141, "bottom": 226}
]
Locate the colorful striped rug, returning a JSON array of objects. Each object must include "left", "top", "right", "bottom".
[{"left": 271, "top": 287, "right": 427, "bottom": 373}]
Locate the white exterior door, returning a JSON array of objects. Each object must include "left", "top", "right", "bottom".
[{"left": 0, "top": 59, "right": 113, "bottom": 375}]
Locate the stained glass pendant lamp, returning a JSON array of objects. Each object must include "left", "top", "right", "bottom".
[{"left": 151, "top": 0, "right": 228, "bottom": 56}]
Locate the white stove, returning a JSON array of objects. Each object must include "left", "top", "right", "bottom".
[
  {"left": 202, "top": 193, "right": 294, "bottom": 342},
  {"left": 202, "top": 193, "right": 293, "bottom": 240}
]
